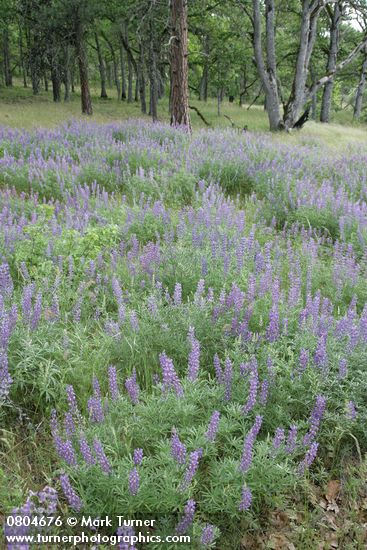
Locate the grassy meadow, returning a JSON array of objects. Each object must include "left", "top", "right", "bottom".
[
  {"left": 0, "top": 84, "right": 367, "bottom": 549},
  {"left": 1, "top": 82, "right": 366, "bottom": 144}
]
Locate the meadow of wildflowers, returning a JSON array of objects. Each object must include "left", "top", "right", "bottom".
[{"left": 1, "top": 120, "right": 367, "bottom": 548}]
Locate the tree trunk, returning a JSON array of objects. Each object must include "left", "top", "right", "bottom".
[
  {"left": 138, "top": 42, "right": 147, "bottom": 114},
  {"left": 95, "top": 33, "right": 108, "bottom": 99},
  {"left": 63, "top": 45, "right": 71, "bottom": 102},
  {"left": 19, "top": 29, "right": 27, "bottom": 88},
  {"left": 135, "top": 73, "right": 139, "bottom": 101},
  {"left": 44, "top": 74, "right": 48, "bottom": 92},
  {"left": 120, "top": 23, "right": 139, "bottom": 104},
  {"left": 75, "top": 21, "right": 93, "bottom": 115},
  {"left": 113, "top": 57, "right": 121, "bottom": 100},
  {"left": 120, "top": 44, "right": 126, "bottom": 100},
  {"left": 71, "top": 62, "right": 75, "bottom": 93},
  {"left": 148, "top": 19, "right": 158, "bottom": 121},
  {"left": 25, "top": 30, "right": 41, "bottom": 95},
  {"left": 251, "top": 0, "right": 282, "bottom": 130},
  {"left": 3, "top": 28, "right": 12, "bottom": 86},
  {"left": 101, "top": 32, "right": 120, "bottom": 100},
  {"left": 353, "top": 46, "right": 367, "bottom": 120},
  {"left": 320, "top": 1, "right": 342, "bottom": 123},
  {"left": 106, "top": 60, "right": 113, "bottom": 88},
  {"left": 158, "top": 66, "right": 165, "bottom": 99},
  {"left": 239, "top": 65, "right": 247, "bottom": 106},
  {"left": 127, "top": 56, "right": 133, "bottom": 101},
  {"left": 169, "top": 0, "right": 191, "bottom": 131},
  {"left": 32, "top": 72, "right": 40, "bottom": 95},
  {"left": 51, "top": 62, "right": 61, "bottom": 102},
  {"left": 217, "top": 88, "right": 222, "bottom": 116},
  {"left": 310, "top": 64, "right": 317, "bottom": 120},
  {"left": 125, "top": 28, "right": 133, "bottom": 102},
  {"left": 199, "top": 35, "right": 209, "bottom": 101},
  {"left": 283, "top": 0, "right": 320, "bottom": 128}
]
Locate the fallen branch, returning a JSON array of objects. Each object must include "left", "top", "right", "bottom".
[
  {"left": 189, "top": 105, "right": 211, "bottom": 126},
  {"left": 224, "top": 114, "right": 237, "bottom": 127},
  {"left": 224, "top": 115, "right": 248, "bottom": 132}
]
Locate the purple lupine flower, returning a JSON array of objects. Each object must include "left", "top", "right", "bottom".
[
  {"left": 0, "top": 316, "right": 11, "bottom": 351},
  {"left": 173, "top": 283, "right": 182, "bottom": 306},
  {"left": 21, "top": 283, "right": 34, "bottom": 323},
  {"left": 37, "top": 486, "right": 58, "bottom": 514},
  {"left": 175, "top": 499, "right": 196, "bottom": 534},
  {"left": 298, "top": 348, "right": 309, "bottom": 377},
  {"left": 259, "top": 379, "right": 269, "bottom": 405},
  {"left": 125, "top": 369, "right": 139, "bottom": 405},
  {"left": 30, "top": 291, "right": 42, "bottom": 330},
  {"left": 239, "top": 362, "right": 249, "bottom": 376},
  {"left": 72, "top": 295, "right": 83, "bottom": 323},
  {"left": 63, "top": 412, "right": 75, "bottom": 437},
  {"left": 93, "top": 438, "right": 112, "bottom": 474},
  {"left": 108, "top": 366, "right": 119, "bottom": 400},
  {"left": 201, "top": 524, "right": 215, "bottom": 546},
  {"left": 251, "top": 415, "right": 263, "bottom": 438},
  {"left": 92, "top": 376, "right": 101, "bottom": 398},
  {"left": 0, "top": 349, "right": 12, "bottom": 400},
  {"left": 66, "top": 385, "right": 79, "bottom": 416},
  {"left": 285, "top": 424, "right": 298, "bottom": 454},
  {"left": 59, "top": 474, "right": 82, "bottom": 511},
  {"left": 242, "top": 364, "right": 259, "bottom": 414},
  {"left": 347, "top": 401, "right": 357, "bottom": 420},
  {"left": 128, "top": 467, "right": 140, "bottom": 495},
  {"left": 213, "top": 353, "right": 223, "bottom": 383},
  {"left": 314, "top": 335, "right": 328, "bottom": 370},
  {"left": 171, "top": 428, "right": 187, "bottom": 465},
  {"left": 147, "top": 295, "right": 158, "bottom": 317},
  {"left": 298, "top": 442, "right": 319, "bottom": 474},
  {"left": 0, "top": 262, "right": 13, "bottom": 296},
  {"left": 130, "top": 311, "right": 139, "bottom": 332},
  {"left": 53, "top": 433, "right": 66, "bottom": 461},
  {"left": 87, "top": 396, "right": 105, "bottom": 423},
  {"left": 105, "top": 319, "right": 121, "bottom": 338},
  {"left": 51, "top": 293, "right": 60, "bottom": 320},
  {"left": 79, "top": 435, "right": 95, "bottom": 465},
  {"left": 239, "top": 416, "right": 263, "bottom": 473},
  {"left": 224, "top": 357, "right": 233, "bottom": 401},
  {"left": 62, "top": 440, "right": 78, "bottom": 466},
  {"left": 206, "top": 287, "right": 214, "bottom": 304},
  {"left": 159, "top": 352, "right": 184, "bottom": 398},
  {"left": 116, "top": 526, "right": 138, "bottom": 550},
  {"left": 267, "top": 356, "right": 276, "bottom": 384},
  {"left": 194, "top": 279, "right": 205, "bottom": 306},
  {"left": 303, "top": 395, "right": 327, "bottom": 446},
  {"left": 118, "top": 304, "right": 126, "bottom": 325},
  {"left": 205, "top": 411, "right": 220, "bottom": 442},
  {"left": 272, "top": 428, "right": 285, "bottom": 451},
  {"left": 187, "top": 327, "right": 200, "bottom": 381},
  {"left": 267, "top": 306, "right": 279, "bottom": 342},
  {"left": 133, "top": 448, "right": 143, "bottom": 466},
  {"left": 181, "top": 450, "right": 201, "bottom": 490},
  {"left": 338, "top": 358, "right": 347, "bottom": 379},
  {"left": 238, "top": 485, "right": 252, "bottom": 511},
  {"left": 112, "top": 277, "right": 123, "bottom": 304}
]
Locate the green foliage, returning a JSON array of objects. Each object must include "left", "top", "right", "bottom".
[
  {"left": 199, "top": 161, "right": 255, "bottom": 196},
  {"left": 288, "top": 206, "right": 340, "bottom": 240}
]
